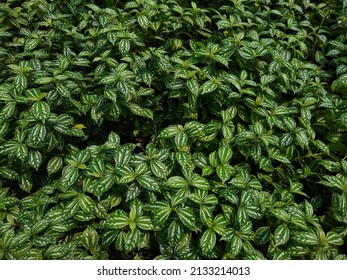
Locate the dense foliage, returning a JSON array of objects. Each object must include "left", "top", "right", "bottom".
[{"left": 0, "top": 0, "right": 346, "bottom": 260}]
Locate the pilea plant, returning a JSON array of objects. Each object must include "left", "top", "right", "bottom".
[{"left": 0, "top": 0, "right": 346, "bottom": 260}]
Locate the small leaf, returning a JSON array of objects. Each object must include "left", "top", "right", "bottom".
[
  {"left": 137, "top": 175, "right": 160, "bottom": 192},
  {"left": 176, "top": 207, "right": 197, "bottom": 230},
  {"left": 108, "top": 209, "right": 130, "bottom": 229},
  {"left": 150, "top": 160, "right": 169, "bottom": 179},
  {"left": 200, "top": 228, "right": 216, "bottom": 253},
  {"left": 167, "top": 176, "right": 188, "bottom": 189},
  {"left": 200, "top": 80, "right": 218, "bottom": 95},
  {"left": 191, "top": 175, "right": 210, "bottom": 190},
  {"left": 28, "top": 150, "right": 42, "bottom": 171},
  {"left": 129, "top": 103, "right": 153, "bottom": 119},
  {"left": 78, "top": 194, "right": 95, "bottom": 214},
  {"left": 229, "top": 234, "right": 242, "bottom": 256},
  {"left": 274, "top": 224, "right": 290, "bottom": 246},
  {"left": 293, "top": 231, "right": 320, "bottom": 245},
  {"left": 47, "top": 157, "right": 63, "bottom": 175},
  {"left": 82, "top": 226, "right": 99, "bottom": 250},
  {"left": 31, "top": 101, "right": 50, "bottom": 120},
  {"left": 136, "top": 216, "right": 153, "bottom": 231},
  {"left": 218, "top": 144, "right": 233, "bottom": 164}
]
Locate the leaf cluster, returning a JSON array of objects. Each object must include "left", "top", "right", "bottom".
[{"left": 0, "top": 0, "right": 346, "bottom": 260}]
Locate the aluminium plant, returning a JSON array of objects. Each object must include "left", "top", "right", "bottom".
[{"left": 0, "top": 0, "right": 346, "bottom": 260}]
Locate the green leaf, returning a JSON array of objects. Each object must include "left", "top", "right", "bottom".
[
  {"left": 82, "top": 226, "right": 99, "bottom": 250},
  {"left": 274, "top": 224, "right": 290, "bottom": 246},
  {"left": 15, "top": 143, "right": 28, "bottom": 161},
  {"left": 14, "top": 74, "right": 27, "bottom": 92},
  {"left": 218, "top": 144, "right": 233, "bottom": 164},
  {"left": 254, "top": 226, "right": 271, "bottom": 245},
  {"left": 151, "top": 201, "right": 172, "bottom": 226},
  {"left": 150, "top": 160, "right": 169, "bottom": 179},
  {"left": 176, "top": 207, "right": 197, "bottom": 230},
  {"left": 31, "top": 101, "right": 50, "bottom": 120},
  {"left": 137, "top": 14, "right": 149, "bottom": 29},
  {"left": 167, "top": 176, "right": 188, "bottom": 189},
  {"left": 293, "top": 231, "right": 320, "bottom": 245},
  {"left": 200, "top": 80, "right": 218, "bottom": 95},
  {"left": 29, "top": 123, "right": 47, "bottom": 146},
  {"left": 167, "top": 220, "right": 183, "bottom": 245},
  {"left": 136, "top": 216, "right": 153, "bottom": 231},
  {"left": 229, "top": 234, "right": 242, "bottom": 256},
  {"left": 187, "top": 79, "right": 200, "bottom": 95},
  {"left": 108, "top": 209, "right": 130, "bottom": 229},
  {"left": 47, "top": 157, "right": 63, "bottom": 175},
  {"left": 159, "top": 126, "right": 181, "bottom": 138},
  {"left": 129, "top": 103, "right": 153, "bottom": 119},
  {"left": 137, "top": 175, "right": 160, "bottom": 192},
  {"left": 28, "top": 150, "right": 42, "bottom": 171},
  {"left": 216, "top": 164, "right": 231, "bottom": 182},
  {"left": 175, "top": 132, "right": 188, "bottom": 148},
  {"left": 107, "top": 32, "right": 117, "bottom": 45},
  {"left": 62, "top": 198, "right": 79, "bottom": 219},
  {"left": 45, "top": 244, "right": 70, "bottom": 259},
  {"left": 325, "top": 231, "right": 344, "bottom": 246},
  {"left": 200, "top": 228, "right": 216, "bottom": 253},
  {"left": 61, "top": 165, "right": 79, "bottom": 187},
  {"left": 124, "top": 228, "right": 141, "bottom": 253},
  {"left": 320, "top": 160, "right": 341, "bottom": 172},
  {"left": 119, "top": 39, "right": 130, "bottom": 54},
  {"left": 78, "top": 194, "right": 95, "bottom": 214}
]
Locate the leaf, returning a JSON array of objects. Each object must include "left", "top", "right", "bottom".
[
  {"left": 61, "top": 165, "right": 79, "bottom": 187},
  {"left": 254, "top": 226, "right": 271, "bottom": 245},
  {"left": 176, "top": 207, "right": 197, "bottom": 230},
  {"left": 200, "top": 228, "right": 216, "bottom": 253},
  {"left": 29, "top": 123, "right": 47, "bottom": 146},
  {"left": 137, "top": 175, "right": 160, "bottom": 192},
  {"left": 78, "top": 194, "right": 95, "bottom": 214},
  {"left": 125, "top": 228, "right": 140, "bottom": 253},
  {"left": 119, "top": 39, "right": 130, "bottom": 54},
  {"left": 62, "top": 198, "right": 79, "bottom": 219},
  {"left": 216, "top": 164, "right": 231, "bottom": 182},
  {"left": 107, "top": 32, "right": 117, "bottom": 45},
  {"left": 151, "top": 201, "right": 172, "bottom": 226},
  {"left": 14, "top": 74, "right": 27, "bottom": 92},
  {"left": 150, "top": 160, "right": 169, "bottom": 179},
  {"left": 191, "top": 175, "right": 210, "bottom": 190},
  {"left": 167, "top": 220, "right": 183, "bottom": 245},
  {"left": 229, "top": 234, "right": 242, "bottom": 256},
  {"left": 47, "top": 157, "right": 63, "bottom": 175},
  {"left": 218, "top": 144, "right": 233, "bottom": 164},
  {"left": 19, "top": 177, "right": 32, "bottom": 193},
  {"left": 320, "top": 160, "right": 341, "bottom": 172},
  {"left": 167, "top": 176, "right": 188, "bottom": 189},
  {"left": 200, "top": 80, "right": 218, "bottom": 95},
  {"left": 108, "top": 209, "right": 130, "bottom": 229},
  {"left": 137, "top": 14, "right": 149, "bottom": 29},
  {"left": 31, "top": 101, "right": 50, "bottom": 120},
  {"left": 239, "top": 46, "right": 254, "bottom": 60},
  {"left": 136, "top": 216, "right": 153, "bottom": 231},
  {"left": 175, "top": 132, "right": 188, "bottom": 148},
  {"left": 325, "top": 231, "right": 344, "bottom": 246},
  {"left": 187, "top": 79, "right": 200, "bottom": 95},
  {"left": 15, "top": 143, "right": 28, "bottom": 161},
  {"left": 28, "top": 150, "right": 42, "bottom": 171},
  {"left": 274, "top": 224, "right": 290, "bottom": 246},
  {"left": 159, "top": 126, "right": 181, "bottom": 138},
  {"left": 82, "top": 226, "right": 99, "bottom": 250},
  {"left": 45, "top": 244, "right": 70, "bottom": 259},
  {"left": 293, "top": 231, "right": 320, "bottom": 245},
  {"left": 128, "top": 103, "right": 153, "bottom": 119}
]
